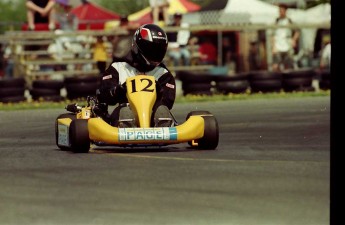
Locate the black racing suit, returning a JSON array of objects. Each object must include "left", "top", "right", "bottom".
[{"left": 96, "top": 51, "right": 176, "bottom": 122}]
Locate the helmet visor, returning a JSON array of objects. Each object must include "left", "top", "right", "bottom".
[{"left": 137, "top": 39, "right": 167, "bottom": 65}]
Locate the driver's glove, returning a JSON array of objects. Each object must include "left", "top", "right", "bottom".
[{"left": 92, "top": 102, "right": 110, "bottom": 122}]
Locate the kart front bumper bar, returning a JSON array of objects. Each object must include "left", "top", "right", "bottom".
[{"left": 88, "top": 116, "right": 205, "bottom": 145}]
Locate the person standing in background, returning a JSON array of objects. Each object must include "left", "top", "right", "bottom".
[
  {"left": 166, "top": 13, "right": 191, "bottom": 66},
  {"left": 222, "top": 37, "right": 237, "bottom": 74},
  {"left": 93, "top": 36, "right": 108, "bottom": 75},
  {"left": 248, "top": 40, "right": 262, "bottom": 71},
  {"left": 319, "top": 38, "right": 331, "bottom": 71},
  {"left": 26, "top": 0, "right": 56, "bottom": 30},
  {"left": 112, "top": 16, "right": 139, "bottom": 62},
  {"left": 198, "top": 37, "right": 217, "bottom": 65},
  {"left": 3, "top": 43, "right": 15, "bottom": 78},
  {"left": 55, "top": 0, "right": 78, "bottom": 31},
  {"left": 271, "top": 4, "right": 300, "bottom": 71},
  {"left": 149, "top": 0, "right": 170, "bottom": 26}
]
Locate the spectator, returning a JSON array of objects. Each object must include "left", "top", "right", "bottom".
[
  {"left": 248, "top": 40, "right": 261, "bottom": 71},
  {"left": 198, "top": 37, "right": 217, "bottom": 65},
  {"left": 222, "top": 37, "right": 237, "bottom": 74},
  {"left": 166, "top": 13, "right": 191, "bottom": 66},
  {"left": 3, "top": 43, "right": 14, "bottom": 78},
  {"left": 55, "top": 0, "right": 78, "bottom": 31},
  {"left": 47, "top": 30, "right": 74, "bottom": 61},
  {"left": 112, "top": 16, "right": 139, "bottom": 62},
  {"left": 0, "top": 44, "right": 4, "bottom": 77},
  {"left": 26, "top": 0, "right": 56, "bottom": 31},
  {"left": 319, "top": 38, "right": 331, "bottom": 71},
  {"left": 187, "top": 36, "right": 200, "bottom": 65},
  {"left": 149, "top": 0, "right": 170, "bottom": 25},
  {"left": 92, "top": 36, "right": 108, "bottom": 75},
  {"left": 272, "top": 4, "right": 300, "bottom": 71}
]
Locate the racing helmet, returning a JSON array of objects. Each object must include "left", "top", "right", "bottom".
[{"left": 131, "top": 24, "right": 168, "bottom": 67}]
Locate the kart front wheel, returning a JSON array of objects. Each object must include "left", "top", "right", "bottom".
[
  {"left": 69, "top": 119, "right": 90, "bottom": 153},
  {"left": 198, "top": 115, "right": 219, "bottom": 150},
  {"left": 55, "top": 113, "right": 76, "bottom": 151},
  {"left": 186, "top": 111, "right": 219, "bottom": 150}
]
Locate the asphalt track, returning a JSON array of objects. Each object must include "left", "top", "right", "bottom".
[{"left": 0, "top": 96, "right": 330, "bottom": 225}]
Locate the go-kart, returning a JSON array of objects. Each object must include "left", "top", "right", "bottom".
[{"left": 55, "top": 75, "right": 219, "bottom": 153}]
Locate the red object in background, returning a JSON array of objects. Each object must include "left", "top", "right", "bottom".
[
  {"left": 71, "top": 1, "right": 120, "bottom": 30},
  {"left": 199, "top": 42, "right": 217, "bottom": 64},
  {"left": 21, "top": 23, "right": 60, "bottom": 31},
  {"left": 129, "top": 0, "right": 201, "bottom": 25}
]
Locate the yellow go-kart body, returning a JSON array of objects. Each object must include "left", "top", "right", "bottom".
[{"left": 56, "top": 75, "right": 219, "bottom": 153}]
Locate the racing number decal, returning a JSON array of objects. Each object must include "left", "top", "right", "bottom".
[{"left": 130, "top": 78, "right": 154, "bottom": 93}]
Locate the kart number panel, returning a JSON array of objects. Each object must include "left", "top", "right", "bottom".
[{"left": 118, "top": 127, "right": 177, "bottom": 141}]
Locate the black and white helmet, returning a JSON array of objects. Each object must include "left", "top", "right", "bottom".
[{"left": 132, "top": 24, "right": 168, "bottom": 67}]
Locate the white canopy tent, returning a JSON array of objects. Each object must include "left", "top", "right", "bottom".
[
  {"left": 218, "top": 0, "right": 330, "bottom": 51},
  {"left": 219, "top": 0, "right": 330, "bottom": 25},
  {"left": 219, "top": 0, "right": 279, "bottom": 24},
  {"left": 182, "top": 0, "right": 330, "bottom": 68}
]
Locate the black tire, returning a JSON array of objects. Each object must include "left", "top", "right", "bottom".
[
  {"left": 64, "top": 75, "right": 100, "bottom": 84},
  {"left": 216, "top": 80, "right": 249, "bottom": 94},
  {"left": 69, "top": 119, "right": 90, "bottom": 153},
  {"left": 55, "top": 113, "right": 76, "bottom": 151},
  {"left": 250, "top": 79, "right": 282, "bottom": 93},
  {"left": 320, "top": 71, "right": 330, "bottom": 81},
  {"left": 182, "top": 82, "right": 212, "bottom": 92},
  {"left": 32, "top": 80, "right": 64, "bottom": 90},
  {"left": 249, "top": 71, "right": 282, "bottom": 80},
  {"left": 176, "top": 71, "right": 214, "bottom": 83},
  {"left": 284, "top": 86, "right": 315, "bottom": 92},
  {"left": 183, "top": 90, "right": 213, "bottom": 96},
  {"left": 185, "top": 111, "right": 215, "bottom": 148},
  {"left": 186, "top": 110, "right": 212, "bottom": 120},
  {"left": 0, "top": 77, "right": 26, "bottom": 88},
  {"left": 282, "top": 68, "right": 315, "bottom": 79},
  {"left": 30, "top": 88, "right": 60, "bottom": 97},
  {"left": 0, "top": 87, "right": 25, "bottom": 98},
  {"left": 65, "top": 82, "right": 99, "bottom": 99},
  {"left": 282, "top": 77, "right": 313, "bottom": 91},
  {"left": 213, "top": 72, "right": 249, "bottom": 82},
  {"left": 33, "top": 95, "right": 65, "bottom": 102},
  {"left": 319, "top": 80, "right": 331, "bottom": 90},
  {"left": 0, "top": 96, "right": 27, "bottom": 103},
  {"left": 197, "top": 116, "right": 219, "bottom": 150}
]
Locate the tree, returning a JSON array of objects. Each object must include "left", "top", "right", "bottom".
[
  {"left": 0, "top": 1, "right": 26, "bottom": 34},
  {"left": 99, "top": 0, "right": 149, "bottom": 17},
  {"left": 97, "top": 0, "right": 212, "bottom": 17}
]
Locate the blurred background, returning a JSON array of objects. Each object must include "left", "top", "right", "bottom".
[{"left": 0, "top": 0, "right": 330, "bottom": 102}]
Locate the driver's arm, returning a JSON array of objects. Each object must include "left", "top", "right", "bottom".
[
  {"left": 156, "top": 72, "right": 176, "bottom": 110},
  {"left": 97, "top": 66, "right": 124, "bottom": 105}
]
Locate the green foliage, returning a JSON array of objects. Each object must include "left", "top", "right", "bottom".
[
  {"left": 98, "top": 0, "right": 149, "bottom": 17},
  {"left": 0, "top": 1, "right": 27, "bottom": 33},
  {"left": 306, "top": 0, "right": 331, "bottom": 9},
  {"left": 97, "top": 0, "right": 212, "bottom": 16}
]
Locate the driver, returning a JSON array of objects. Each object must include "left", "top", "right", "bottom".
[{"left": 95, "top": 23, "right": 176, "bottom": 127}]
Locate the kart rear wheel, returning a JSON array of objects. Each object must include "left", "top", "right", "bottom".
[
  {"left": 55, "top": 113, "right": 76, "bottom": 151},
  {"left": 69, "top": 119, "right": 90, "bottom": 153}
]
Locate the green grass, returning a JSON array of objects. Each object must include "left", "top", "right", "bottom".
[{"left": 0, "top": 90, "right": 331, "bottom": 111}]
